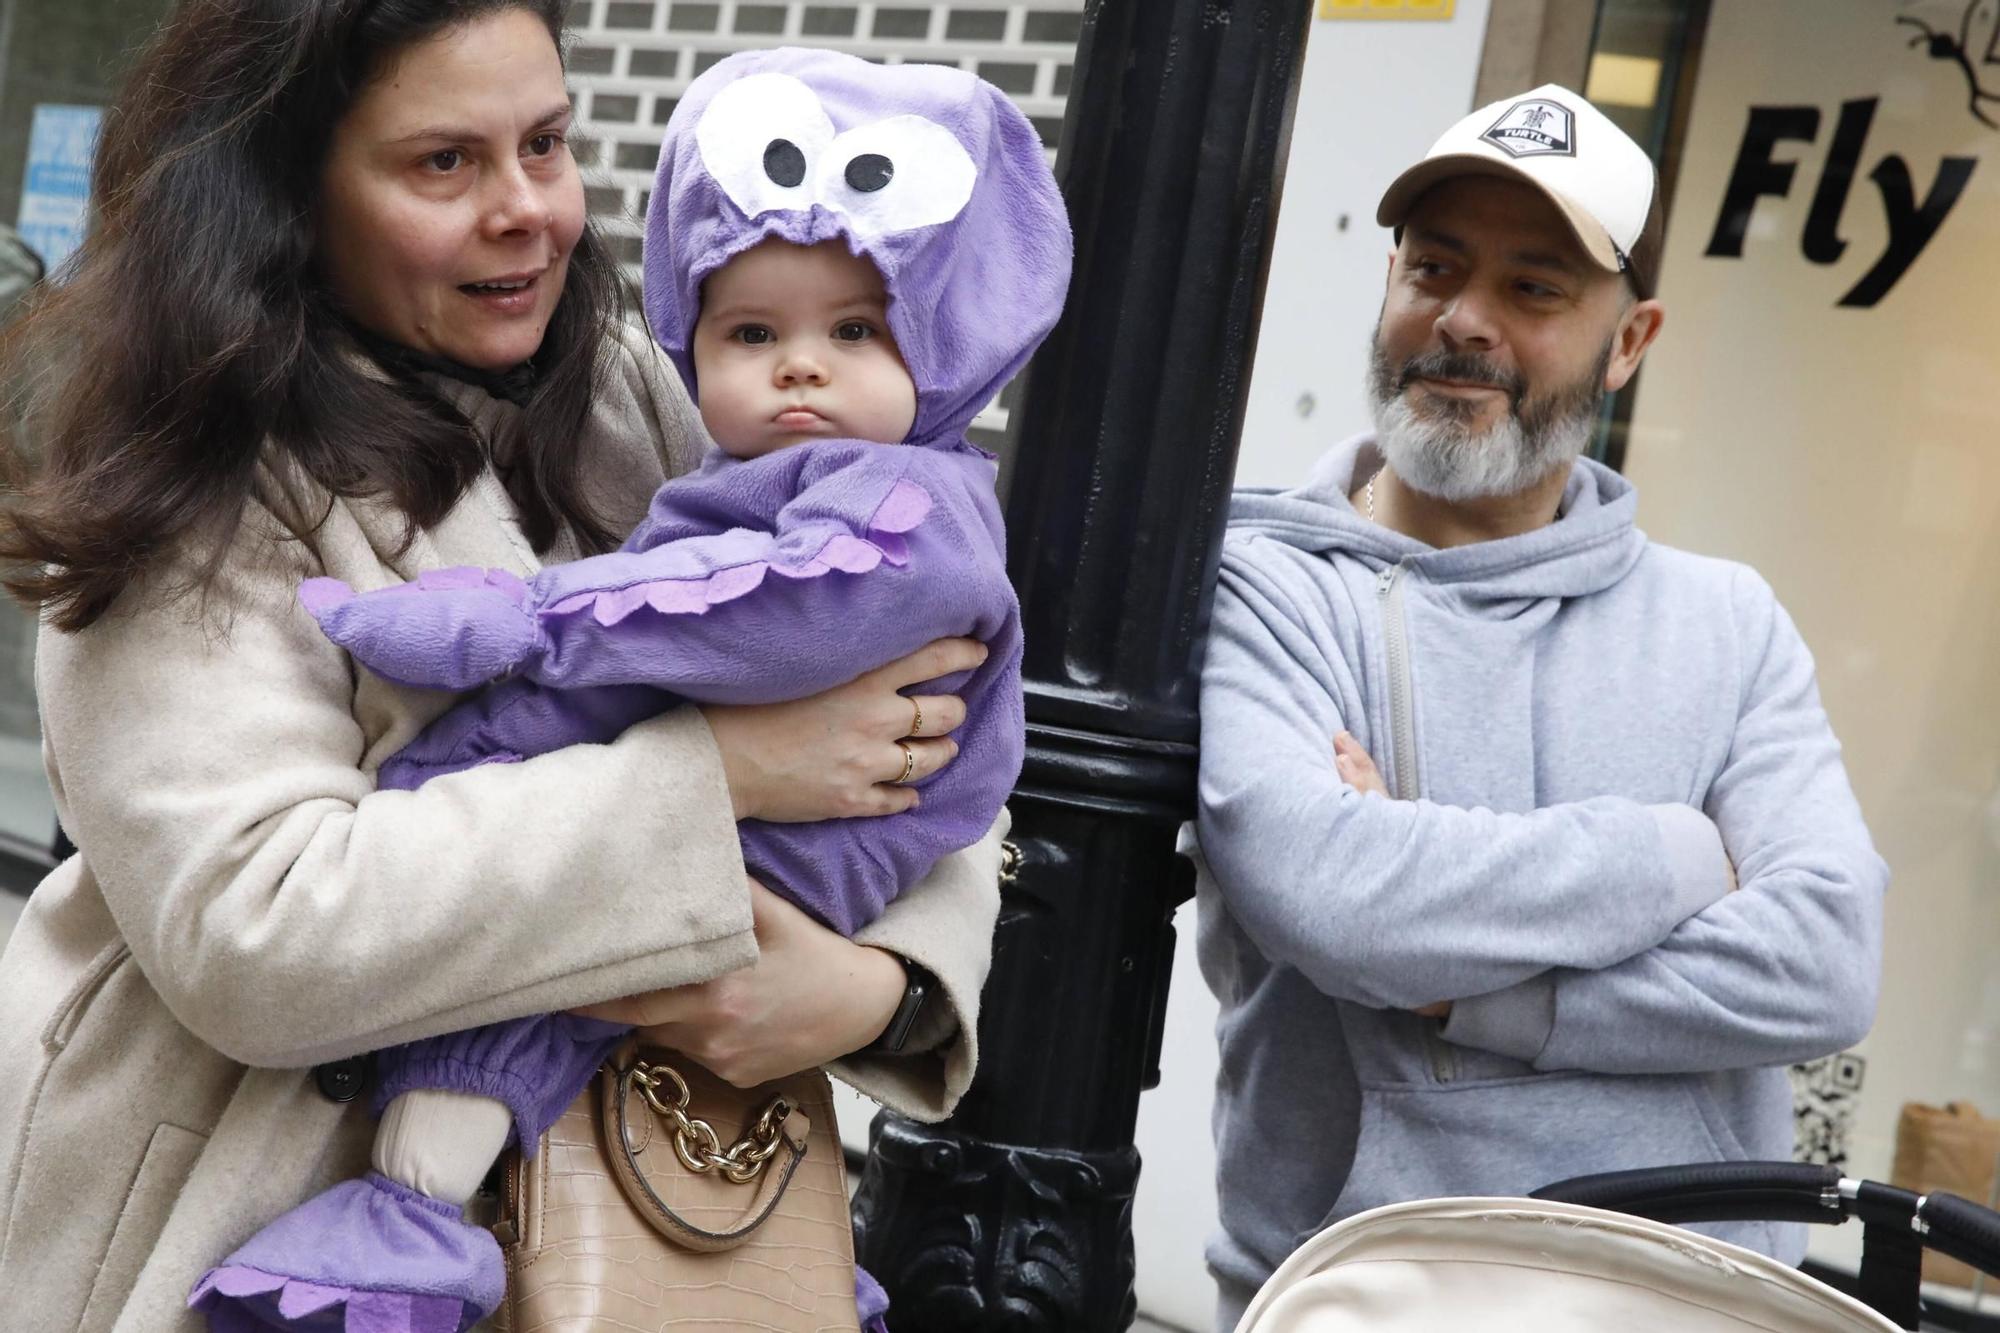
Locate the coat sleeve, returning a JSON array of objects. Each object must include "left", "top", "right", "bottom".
[
  {"left": 1195, "top": 544, "right": 1738, "bottom": 1011},
  {"left": 38, "top": 506, "right": 757, "bottom": 1070},
  {"left": 828, "top": 809, "right": 1007, "bottom": 1122},
  {"left": 1442, "top": 571, "right": 1886, "bottom": 1072}
]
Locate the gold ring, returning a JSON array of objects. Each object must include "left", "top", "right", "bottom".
[
  {"left": 893, "top": 741, "right": 916, "bottom": 786},
  {"left": 908, "top": 697, "right": 923, "bottom": 737}
]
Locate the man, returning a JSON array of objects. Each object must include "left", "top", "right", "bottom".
[{"left": 1189, "top": 84, "right": 1886, "bottom": 1329}]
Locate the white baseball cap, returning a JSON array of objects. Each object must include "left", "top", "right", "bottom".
[{"left": 1376, "top": 84, "right": 1664, "bottom": 296}]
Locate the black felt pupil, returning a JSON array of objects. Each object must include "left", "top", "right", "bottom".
[
  {"left": 763, "top": 139, "right": 806, "bottom": 188},
  {"left": 844, "top": 154, "right": 894, "bottom": 193}
]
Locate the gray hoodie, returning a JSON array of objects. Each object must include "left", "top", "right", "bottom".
[{"left": 1187, "top": 434, "right": 1886, "bottom": 1319}]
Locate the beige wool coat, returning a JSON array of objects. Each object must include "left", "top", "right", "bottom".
[{"left": 0, "top": 325, "right": 1003, "bottom": 1331}]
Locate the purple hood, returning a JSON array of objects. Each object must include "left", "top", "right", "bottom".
[{"left": 642, "top": 46, "right": 1073, "bottom": 446}]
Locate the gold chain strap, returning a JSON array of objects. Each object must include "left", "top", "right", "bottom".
[
  {"left": 629, "top": 1059, "right": 794, "bottom": 1185},
  {"left": 999, "top": 839, "right": 1022, "bottom": 887}
]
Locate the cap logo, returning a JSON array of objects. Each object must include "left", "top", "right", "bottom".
[{"left": 1481, "top": 98, "right": 1576, "bottom": 158}]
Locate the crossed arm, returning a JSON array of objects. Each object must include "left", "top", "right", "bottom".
[{"left": 1196, "top": 560, "right": 1885, "bottom": 1076}]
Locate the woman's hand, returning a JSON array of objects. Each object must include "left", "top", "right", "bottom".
[
  {"left": 571, "top": 881, "right": 910, "bottom": 1087},
  {"left": 1334, "top": 730, "right": 1391, "bottom": 797},
  {"left": 702, "top": 637, "right": 984, "bottom": 822}
]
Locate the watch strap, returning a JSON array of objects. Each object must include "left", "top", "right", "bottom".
[{"left": 863, "top": 955, "right": 936, "bottom": 1056}]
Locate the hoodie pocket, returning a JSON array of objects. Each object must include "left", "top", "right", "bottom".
[{"left": 1309, "top": 1072, "right": 1766, "bottom": 1248}]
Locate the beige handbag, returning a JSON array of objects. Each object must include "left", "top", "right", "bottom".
[
  {"left": 1890, "top": 1101, "right": 2000, "bottom": 1288},
  {"left": 491, "top": 1043, "right": 863, "bottom": 1332}
]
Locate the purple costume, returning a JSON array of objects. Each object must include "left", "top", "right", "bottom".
[{"left": 190, "top": 48, "right": 1070, "bottom": 1333}]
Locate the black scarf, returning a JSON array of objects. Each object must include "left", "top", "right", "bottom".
[{"left": 350, "top": 324, "right": 540, "bottom": 407}]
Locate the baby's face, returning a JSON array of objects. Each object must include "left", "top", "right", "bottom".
[{"left": 691, "top": 239, "right": 917, "bottom": 458}]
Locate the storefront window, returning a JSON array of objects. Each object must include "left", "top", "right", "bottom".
[
  {"left": 1598, "top": 0, "right": 2000, "bottom": 1307},
  {"left": 1581, "top": 0, "right": 1706, "bottom": 470},
  {"left": 0, "top": 0, "right": 174, "bottom": 873}
]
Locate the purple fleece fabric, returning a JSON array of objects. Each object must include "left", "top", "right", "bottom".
[
  {"left": 188, "top": 1175, "right": 499, "bottom": 1332},
  {"left": 197, "top": 48, "right": 1071, "bottom": 1333}
]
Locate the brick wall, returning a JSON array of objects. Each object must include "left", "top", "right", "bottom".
[{"left": 562, "top": 1, "right": 1085, "bottom": 274}]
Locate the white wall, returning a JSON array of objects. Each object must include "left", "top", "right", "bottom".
[
  {"left": 1131, "top": 8, "right": 1493, "bottom": 1329},
  {"left": 1231, "top": 3, "right": 1496, "bottom": 492}
]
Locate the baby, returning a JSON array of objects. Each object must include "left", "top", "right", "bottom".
[{"left": 191, "top": 47, "right": 1070, "bottom": 1333}]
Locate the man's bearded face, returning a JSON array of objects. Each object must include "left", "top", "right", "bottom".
[{"left": 1366, "top": 325, "right": 1611, "bottom": 503}]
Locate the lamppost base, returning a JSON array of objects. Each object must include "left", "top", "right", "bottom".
[{"left": 853, "top": 1112, "right": 1142, "bottom": 1333}]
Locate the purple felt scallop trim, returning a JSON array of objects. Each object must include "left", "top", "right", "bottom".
[
  {"left": 187, "top": 1173, "right": 499, "bottom": 1333},
  {"left": 189, "top": 1265, "right": 475, "bottom": 1333},
  {"left": 543, "top": 477, "right": 934, "bottom": 629}
]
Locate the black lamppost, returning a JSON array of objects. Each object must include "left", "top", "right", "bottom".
[{"left": 853, "top": 1, "right": 1317, "bottom": 1328}]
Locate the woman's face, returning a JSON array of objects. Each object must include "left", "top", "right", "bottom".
[{"left": 317, "top": 8, "right": 584, "bottom": 371}]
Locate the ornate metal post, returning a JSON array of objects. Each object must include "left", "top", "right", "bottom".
[{"left": 853, "top": 1, "right": 1315, "bottom": 1328}]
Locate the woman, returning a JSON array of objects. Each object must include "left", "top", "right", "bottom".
[{"left": 0, "top": 1, "right": 1003, "bottom": 1327}]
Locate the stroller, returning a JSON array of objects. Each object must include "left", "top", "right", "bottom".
[{"left": 1233, "top": 1162, "right": 2000, "bottom": 1332}]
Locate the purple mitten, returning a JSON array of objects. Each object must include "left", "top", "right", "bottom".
[
  {"left": 189, "top": 1173, "right": 500, "bottom": 1333},
  {"left": 301, "top": 567, "right": 541, "bottom": 691}
]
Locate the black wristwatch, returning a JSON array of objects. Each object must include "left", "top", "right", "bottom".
[{"left": 862, "top": 955, "right": 937, "bottom": 1056}]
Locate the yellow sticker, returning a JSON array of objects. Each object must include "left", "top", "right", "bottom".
[{"left": 1318, "top": 0, "right": 1456, "bottom": 18}]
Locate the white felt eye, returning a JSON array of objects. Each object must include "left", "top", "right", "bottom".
[
  {"left": 813, "top": 115, "right": 977, "bottom": 239},
  {"left": 696, "top": 73, "right": 837, "bottom": 219}
]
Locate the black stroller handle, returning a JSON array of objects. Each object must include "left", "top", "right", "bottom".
[
  {"left": 1532, "top": 1161, "right": 1843, "bottom": 1226},
  {"left": 1534, "top": 1161, "right": 2000, "bottom": 1330},
  {"left": 1924, "top": 1191, "right": 2000, "bottom": 1284}
]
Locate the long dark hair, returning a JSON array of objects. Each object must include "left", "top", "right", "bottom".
[{"left": 0, "top": 0, "right": 622, "bottom": 632}]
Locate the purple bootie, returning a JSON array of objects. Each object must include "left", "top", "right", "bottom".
[
  {"left": 189, "top": 1173, "right": 501, "bottom": 1333},
  {"left": 857, "top": 1263, "right": 892, "bottom": 1332},
  {"left": 301, "top": 567, "right": 540, "bottom": 691}
]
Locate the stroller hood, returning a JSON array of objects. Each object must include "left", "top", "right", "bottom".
[{"left": 1234, "top": 1197, "right": 1899, "bottom": 1332}]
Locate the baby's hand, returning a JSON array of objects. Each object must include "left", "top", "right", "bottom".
[{"left": 301, "top": 566, "right": 540, "bottom": 691}]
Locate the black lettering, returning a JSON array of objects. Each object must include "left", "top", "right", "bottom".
[
  {"left": 1839, "top": 154, "right": 1977, "bottom": 307},
  {"left": 1801, "top": 98, "right": 1877, "bottom": 265},
  {"left": 1706, "top": 106, "right": 1821, "bottom": 259}
]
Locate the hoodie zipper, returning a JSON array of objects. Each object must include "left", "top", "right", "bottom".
[
  {"left": 1376, "top": 561, "right": 1457, "bottom": 1084},
  {"left": 1375, "top": 562, "right": 1421, "bottom": 804}
]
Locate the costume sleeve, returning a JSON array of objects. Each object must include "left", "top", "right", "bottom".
[
  {"left": 1442, "top": 572, "right": 1885, "bottom": 1072},
  {"left": 1194, "top": 544, "right": 1737, "bottom": 1011},
  {"left": 38, "top": 504, "right": 756, "bottom": 1070},
  {"left": 373, "top": 679, "right": 672, "bottom": 791},
  {"left": 372, "top": 1012, "right": 628, "bottom": 1151},
  {"left": 304, "top": 450, "right": 1007, "bottom": 704}
]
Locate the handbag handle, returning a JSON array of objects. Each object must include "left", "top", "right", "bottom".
[{"left": 600, "top": 1054, "right": 814, "bottom": 1254}]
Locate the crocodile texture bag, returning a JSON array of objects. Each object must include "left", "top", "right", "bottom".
[{"left": 492, "top": 1043, "right": 862, "bottom": 1332}]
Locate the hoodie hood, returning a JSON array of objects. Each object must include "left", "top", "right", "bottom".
[
  {"left": 1229, "top": 432, "right": 1646, "bottom": 603},
  {"left": 643, "top": 47, "right": 1074, "bottom": 447}
]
